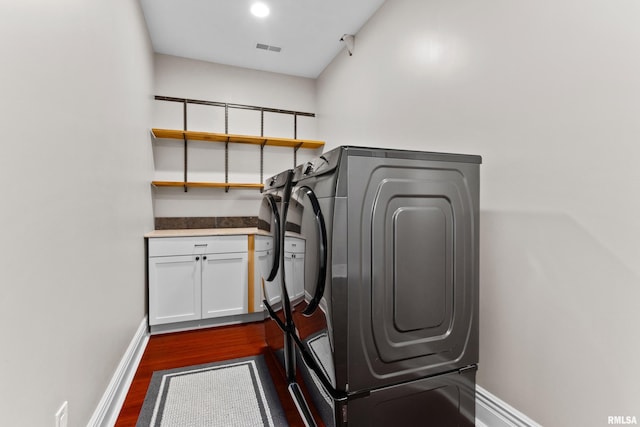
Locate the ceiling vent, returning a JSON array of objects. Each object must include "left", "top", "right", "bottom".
[{"left": 256, "top": 43, "right": 282, "bottom": 53}]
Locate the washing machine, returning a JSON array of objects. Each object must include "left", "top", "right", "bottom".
[{"left": 259, "top": 146, "right": 481, "bottom": 427}]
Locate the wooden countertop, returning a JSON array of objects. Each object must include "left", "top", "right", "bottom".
[{"left": 145, "top": 227, "right": 260, "bottom": 238}]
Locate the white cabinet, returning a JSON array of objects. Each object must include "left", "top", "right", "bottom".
[
  {"left": 284, "top": 237, "right": 305, "bottom": 302},
  {"left": 148, "top": 255, "right": 200, "bottom": 324},
  {"left": 202, "top": 252, "right": 248, "bottom": 318},
  {"left": 254, "top": 235, "right": 281, "bottom": 309},
  {"left": 148, "top": 235, "right": 248, "bottom": 326}
]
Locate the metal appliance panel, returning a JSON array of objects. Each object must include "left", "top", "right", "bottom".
[
  {"left": 346, "top": 368, "right": 477, "bottom": 427},
  {"left": 343, "top": 151, "right": 480, "bottom": 391},
  {"left": 295, "top": 345, "right": 476, "bottom": 427},
  {"left": 392, "top": 202, "right": 449, "bottom": 332},
  {"left": 371, "top": 172, "right": 464, "bottom": 362}
]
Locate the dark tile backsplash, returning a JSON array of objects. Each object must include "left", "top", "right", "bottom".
[{"left": 155, "top": 217, "right": 258, "bottom": 230}]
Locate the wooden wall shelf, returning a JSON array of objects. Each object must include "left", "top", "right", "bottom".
[
  {"left": 152, "top": 181, "right": 264, "bottom": 190},
  {"left": 151, "top": 96, "right": 323, "bottom": 193},
  {"left": 151, "top": 128, "right": 324, "bottom": 149}
]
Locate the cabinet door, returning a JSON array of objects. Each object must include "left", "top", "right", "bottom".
[
  {"left": 201, "top": 252, "right": 248, "bottom": 319},
  {"left": 293, "top": 253, "right": 306, "bottom": 298},
  {"left": 283, "top": 252, "right": 294, "bottom": 301},
  {"left": 148, "top": 255, "right": 200, "bottom": 325},
  {"left": 284, "top": 252, "right": 305, "bottom": 302},
  {"left": 292, "top": 252, "right": 305, "bottom": 300},
  {"left": 254, "top": 250, "right": 267, "bottom": 311},
  {"left": 258, "top": 250, "right": 282, "bottom": 307}
]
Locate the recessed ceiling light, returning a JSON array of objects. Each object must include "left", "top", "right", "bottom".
[{"left": 250, "top": 2, "right": 270, "bottom": 18}]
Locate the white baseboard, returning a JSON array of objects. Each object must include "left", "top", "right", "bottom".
[
  {"left": 88, "top": 317, "right": 149, "bottom": 427},
  {"left": 476, "top": 385, "right": 541, "bottom": 427}
]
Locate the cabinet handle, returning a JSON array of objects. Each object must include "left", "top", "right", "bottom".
[
  {"left": 203, "top": 256, "right": 207, "bottom": 260},
  {"left": 195, "top": 256, "right": 200, "bottom": 261}
]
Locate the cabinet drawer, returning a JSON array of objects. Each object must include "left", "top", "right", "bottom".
[
  {"left": 284, "top": 237, "right": 305, "bottom": 253},
  {"left": 255, "top": 235, "right": 274, "bottom": 252},
  {"left": 149, "top": 235, "right": 248, "bottom": 257}
]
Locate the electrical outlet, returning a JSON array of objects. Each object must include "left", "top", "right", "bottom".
[{"left": 55, "top": 401, "right": 68, "bottom": 427}]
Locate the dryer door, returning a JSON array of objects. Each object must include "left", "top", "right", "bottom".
[
  {"left": 259, "top": 172, "right": 297, "bottom": 386},
  {"left": 288, "top": 185, "right": 339, "bottom": 389},
  {"left": 257, "top": 192, "right": 285, "bottom": 314},
  {"left": 287, "top": 184, "right": 344, "bottom": 427},
  {"left": 289, "top": 185, "right": 327, "bottom": 315},
  {"left": 257, "top": 193, "right": 281, "bottom": 282}
]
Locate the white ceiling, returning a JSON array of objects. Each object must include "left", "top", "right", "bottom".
[{"left": 139, "top": 0, "right": 386, "bottom": 79}]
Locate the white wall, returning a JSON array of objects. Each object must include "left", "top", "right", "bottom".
[
  {"left": 152, "top": 54, "right": 321, "bottom": 218},
  {"left": 0, "top": 1, "right": 154, "bottom": 425},
  {"left": 317, "top": 0, "right": 640, "bottom": 426}
]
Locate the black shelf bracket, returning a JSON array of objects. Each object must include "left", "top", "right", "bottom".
[
  {"left": 183, "top": 100, "right": 188, "bottom": 192},
  {"left": 260, "top": 109, "right": 265, "bottom": 193},
  {"left": 292, "top": 113, "right": 303, "bottom": 168},
  {"left": 225, "top": 141, "right": 229, "bottom": 193}
]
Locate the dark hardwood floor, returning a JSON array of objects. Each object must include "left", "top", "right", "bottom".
[{"left": 115, "top": 321, "right": 320, "bottom": 427}]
